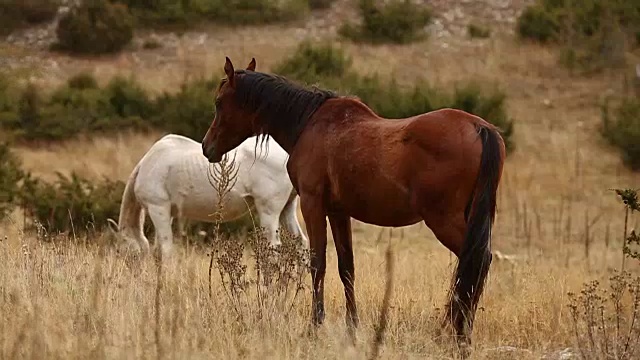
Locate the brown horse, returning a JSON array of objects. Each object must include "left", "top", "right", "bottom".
[{"left": 202, "top": 57, "right": 506, "bottom": 352}]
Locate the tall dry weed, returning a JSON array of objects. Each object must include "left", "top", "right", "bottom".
[
  {"left": 205, "top": 151, "right": 310, "bottom": 327},
  {"left": 568, "top": 188, "right": 640, "bottom": 360}
]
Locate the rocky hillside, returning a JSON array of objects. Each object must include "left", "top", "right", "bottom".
[{"left": 1, "top": 0, "right": 537, "bottom": 89}]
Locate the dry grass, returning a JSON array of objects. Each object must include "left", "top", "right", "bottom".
[
  {"left": 14, "top": 131, "right": 164, "bottom": 182},
  {"left": 1, "top": 209, "right": 638, "bottom": 360}
]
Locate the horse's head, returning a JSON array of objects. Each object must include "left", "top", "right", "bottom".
[{"left": 202, "top": 57, "right": 257, "bottom": 163}]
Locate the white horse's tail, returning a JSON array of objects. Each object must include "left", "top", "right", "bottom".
[{"left": 107, "top": 162, "right": 148, "bottom": 250}]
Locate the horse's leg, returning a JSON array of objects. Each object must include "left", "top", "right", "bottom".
[
  {"left": 136, "top": 208, "right": 150, "bottom": 254},
  {"left": 299, "top": 194, "right": 328, "bottom": 327},
  {"left": 254, "top": 196, "right": 286, "bottom": 248},
  {"left": 147, "top": 203, "right": 174, "bottom": 259},
  {"left": 328, "top": 212, "right": 358, "bottom": 342},
  {"left": 280, "top": 196, "right": 309, "bottom": 249},
  {"left": 425, "top": 213, "right": 474, "bottom": 352}
]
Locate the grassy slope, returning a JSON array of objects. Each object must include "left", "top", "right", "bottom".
[{"left": 2, "top": 0, "right": 640, "bottom": 358}]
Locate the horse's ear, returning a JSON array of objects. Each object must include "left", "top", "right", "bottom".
[
  {"left": 107, "top": 218, "right": 119, "bottom": 235},
  {"left": 247, "top": 57, "right": 256, "bottom": 71},
  {"left": 224, "top": 56, "right": 235, "bottom": 87}
]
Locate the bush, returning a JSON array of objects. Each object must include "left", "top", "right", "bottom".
[
  {"left": 0, "top": 0, "right": 59, "bottom": 35},
  {"left": 114, "top": 0, "right": 310, "bottom": 28},
  {"left": 54, "top": 0, "right": 134, "bottom": 55},
  {"left": 274, "top": 42, "right": 515, "bottom": 153},
  {"left": 340, "top": 0, "right": 433, "bottom": 44},
  {"left": 20, "top": 172, "right": 125, "bottom": 235},
  {"left": 516, "top": 3, "right": 560, "bottom": 43},
  {"left": 602, "top": 97, "right": 640, "bottom": 170},
  {"left": 467, "top": 23, "right": 491, "bottom": 39},
  {"left": 272, "top": 40, "right": 352, "bottom": 83},
  {"left": 0, "top": 143, "right": 26, "bottom": 220},
  {"left": 308, "top": 0, "right": 335, "bottom": 10},
  {"left": 517, "top": 0, "right": 640, "bottom": 71},
  {"left": 206, "top": 0, "right": 309, "bottom": 25},
  {"left": 0, "top": 76, "right": 20, "bottom": 130},
  {"left": 104, "top": 76, "right": 154, "bottom": 119},
  {"left": 151, "top": 77, "right": 219, "bottom": 140},
  {"left": 0, "top": 71, "right": 224, "bottom": 142}
]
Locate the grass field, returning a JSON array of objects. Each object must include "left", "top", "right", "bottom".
[{"left": 2, "top": 1, "right": 640, "bottom": 358}]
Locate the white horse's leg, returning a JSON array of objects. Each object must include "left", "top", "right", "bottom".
[
  {"left": 279, "top": 196, "right": 309, "bottom": 250},
  {"left": 147, "top": 203, "right": 174, "bottom": 258},
  {"left": 253, "top": 198, "right": 284, "bottom": 248},
  {"left": 136, "top": 209, "right": 150, "bottom": 254}
]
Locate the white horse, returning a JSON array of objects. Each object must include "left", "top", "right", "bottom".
[{"left": 107, "top": 133, "right": 308, "bottom": 256}]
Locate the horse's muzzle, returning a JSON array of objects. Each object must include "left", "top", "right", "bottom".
[{"left": 203, "top": 144, "right": 222, "bottom": 163}]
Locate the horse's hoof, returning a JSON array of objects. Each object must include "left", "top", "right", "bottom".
[{"left": 457, "top": 339, "right": 472, "bottom": 359}]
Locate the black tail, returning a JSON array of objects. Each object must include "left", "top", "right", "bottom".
[{"left": 445, "top": 125, "right": 504, "bottom": 343}]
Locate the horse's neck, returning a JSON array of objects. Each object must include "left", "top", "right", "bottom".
[{"left": 261, "top": 130, "right": 294, "bottom": 155}]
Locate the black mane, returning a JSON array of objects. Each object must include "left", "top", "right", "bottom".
[{"left": 233, "top": 70, "right": 337, "bottom": 147}]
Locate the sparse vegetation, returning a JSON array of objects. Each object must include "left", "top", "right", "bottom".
[
  {"left": 517, "top": 0, "right": 640, "bottom": 71},
  {"left": 54, "top": 0, "right": 134, "bottom": 55},
  {"left": 1, "top": 43, "right": 516, "bottom": 152},
  {"left": 0, "top": 0, "right": 59, "bottom": 36},
  {"left": 113, "top": 0, "right": 313, "bottom": 28},
  {"left": 20, "top": 172, "right": 125, "bottom": 236},
  {"left": 0, "top": 72, "right": 220, "bottom": 142},
  {"left": 602, "top": 96, "right": 640, "bottom": 170},
  {"left": 0, "top": 142, "right": 26, "bottom": 220},
  {"left": 339, "top": 0, "right": 433, "bottom": 44},
  {"left": 273, "top": 40, "right": 352, "bottom": 83},
  {"left": 308, "top": 0, "right": 336, "bottom": 10},
  {"left": 468, "top": 23, "right": 491, "bottom": 39}
]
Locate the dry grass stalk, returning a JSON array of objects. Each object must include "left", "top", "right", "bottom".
[{"left": 368, "top": 242, "right": 395, "bottom": 360}]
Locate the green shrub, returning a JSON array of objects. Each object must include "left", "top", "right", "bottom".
[
  {"left": 517, "top": 0, "right": 640, "bottom": 71},
  {"left": 0, "top": 71, "right": 226, "bottom": 142},
  {"left": 467, "top": 23, "right": 491, "bottom": 39},
  {"left": 272, "top": 41, "right": 352, "bottom": 84},
  {"left": 67, "top": 72, "right": 99, "bottom": 90},
  {"left": 516, "top": 3, "right": 560, "bottom": 43},
  {"left": 15, "top": 0, "right": 59, "bottom": 23},
  {"left": 0, "top": 76, "right": 19, "bottom": 130},
  {"left": 340, "top": 0, "right": 433, "bottom": 44},
  {"left": 113, "top": 0, "right": 191, "bottom": 26},
  {"left": 16, "top": 83, "right": 44, "bottom": 136},
  {"left": 152, "top": 77, "right": 218, "bottom": 140},
  {"left": 0, "top": 143, "right": 26, "bottom": 220},
  {"left": 602, "top": 97, "right": 640, "bottom": 170},
  {"left": 0, "top": 0, "right": 59, "bottom": 35},
  {"left": 308, "top": 0, "right": 335, "bottom": 10},
  {"left": 54, "top": 0, "right": 134, "bottom": 55},
  {"left": 20, "top": 172, "right": 125, "bottom": 235},
  {"left": 105, "top": 76, "right": 154, "bottom": 119},
  {"left": 205, "top": 0, "right": 309, "bottom": 25},
  {"left": 114, "top": 0, "right": 310, "bottom": 28},
  {"left": 275, "top": 42, "right": 515, "bottom": 153}
]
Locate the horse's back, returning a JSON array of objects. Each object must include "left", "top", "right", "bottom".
[
  {"left": 292, "top": 103, "right": 490, "bottom": 226},
  {"left": 133, "top": 134, "right": 221, "bottom": 215},
  {"left": 234, "top": 137, "right": 293, "bottom": 199}
]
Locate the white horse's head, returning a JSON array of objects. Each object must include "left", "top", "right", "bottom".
[{"left": 106, "top": 218, "right": 144, "bottom": 255}]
